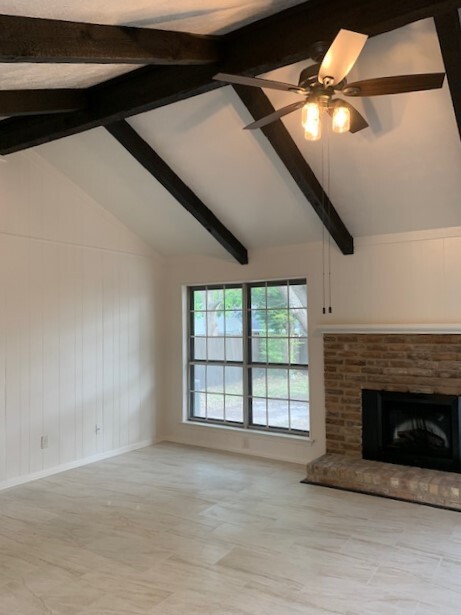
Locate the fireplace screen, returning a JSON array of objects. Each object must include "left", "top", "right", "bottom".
[
  {"left": 383, "top": 401, "right": 452, "bottom": 459},
  {"left": 362, "top": 390, "right": 461, "bottom": 472}
]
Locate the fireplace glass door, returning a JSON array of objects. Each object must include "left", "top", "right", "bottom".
[
  {"left": 362, "top": 390, "right": 461, "bottom": 472},
  {"left": 382, "top": 400, "right": 452, "bottom": 459}
]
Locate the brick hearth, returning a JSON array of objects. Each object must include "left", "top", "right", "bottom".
[
  {"left": 304, "top": 454, "right": 461, "bottom": 511},
  {"left": 305, "top": 333, "right": 461, "bottom": 510}
]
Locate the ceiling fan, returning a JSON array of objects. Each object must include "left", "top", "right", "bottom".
[{"left": 214, "top": 29, "right": 445, "bottom": 140}]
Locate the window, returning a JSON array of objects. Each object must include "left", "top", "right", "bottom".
[{"left": 188, "top": 280, "right": 309, "bottom": 435}]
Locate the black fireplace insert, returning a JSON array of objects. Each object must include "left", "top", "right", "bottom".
[{"left": 362, "top": 390, "right": 461, "bottom": 472}]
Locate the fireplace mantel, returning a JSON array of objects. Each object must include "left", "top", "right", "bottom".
[{"left": 317, "top": 324, "right": 461, "bottom": 335}]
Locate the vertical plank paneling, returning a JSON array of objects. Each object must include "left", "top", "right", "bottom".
[
  {"left": 29, "top": 240, "right": 44, "bottom": 474},
  {"left": 74, "top": 245, "right": 84, "bottom": 461},
  {"left": 42, "top": 242, "right": 61, "bottom": 470},
  {"left": 0, "top": 237, "right": 6, "bottom": 482},
  {"left": 0, "top": 151, "right": 160, "bottom": 487},
  {"left": 113, "top": 253, "right": 121, "bottom": 450},
  {"left": 19, "top": 236, "right": 31, "bottom": 476},
  {"left": 102, "top": 252, "right": 115, "bottom": 452},
  {"left": 128, "top": 257, "right": 141, "bottom": 445},
  {"left": 5, "top": 237, "right": 23, "bottom": 479},
  {"left": 59, "top": 244, "right": 77, "bottom": 465},
  {"left": 119, "top": 258, "right": 130, "bottom": 448},
  {"left": 82, "top": 249, "right": 98, "bottom": 459},
  {"left": 94, "top": 250, "right": 105, "bottom": 456}
]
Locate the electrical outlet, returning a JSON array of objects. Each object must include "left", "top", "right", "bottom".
[
  {"left": 242, "top": 437, "right": 249, "bottom": 449},
  {"left": 95, "top": 424, "right": 102, "bottom": 435},
  {"left": 40, "top": 435, "right": 48, "bottom": 450}
]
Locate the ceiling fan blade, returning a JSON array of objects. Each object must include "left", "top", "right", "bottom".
[
  {"left": 329, "top": 98, "right": 369, "bottom": 133},
  {"left": 343, "top": 73, "right": 445, "bottom": 96},
  {"left": 244, "top": 100, "right": 306, "bottom": 130},
  {"left": 213, "top": 73, "right": 304, "bottom": 93},
  {"left": 319, "top": 29, "right": 368, "bottom": 85}
]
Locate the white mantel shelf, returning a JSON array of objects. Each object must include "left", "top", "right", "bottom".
[{"left": 315, "top": 324, "right": 461, "bottom": 335}]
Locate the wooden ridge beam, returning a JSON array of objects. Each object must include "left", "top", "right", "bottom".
[
  {"left": 0, "top": 13, "right": 219, "bottom": 65},
  {"left": 2, "top": 0, "right": 461, "bottom": 154},
  {"left": 0, "top": 64, "right": 220, "bottom": 154},
  {"left": 0, "top": 89, "right": 86, "bottom": 116},
  {"left": 105, "top": 120, "right": 248, "bottom": 265},
  {"left": 434, "top": 11, "right": 461, "bottom": 140},
  {"left": 233, "top": 85, "right": 354, "bottom": 255},
  {"left": 224, "top": 0, "right": 461, "bottom": 76}
]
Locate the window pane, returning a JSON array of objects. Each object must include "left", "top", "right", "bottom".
[
  {"left": 290, "top": 338, "right": 308, "bottom": 365},
  {"left": 192, "top": 337, "right": 206, "bottom": 360},
  {"left": 207, "top": 365, "right": 224, "bottom": 393},
  {"left": 208, "top": 338, "right": 225, "bottom": 361},
  {"left": 251, "top": 337, "right": 267, "bottom": 363},
  {"left": 192, "top": 365, "right": 206, "bottom": 392},
  {"left": 193, "top": 311, "right": 206, "bottom": 336},
  {"left": 266, "top": 309, "right": 289, "bottom": 337},
  {"left": 290, "top": 401, "right": 309, "bottom": 431},
  {"left": 225, "top": 338, "right": 243, "bottom": 362},
  {"left": 289, "top": 309, "right": 307, "bottom": 336},
  {"left": 250, "top": 286, "right": 266, "bottom": 309},
  {"left": 207, "top": 312, "right": 225, "bottom": 336},
  {"left": 225, "top": 310, "right": 242, "bottom": 336},
  {"left": 207, "top": 394, "right": 224, "bottom": 420},
  {"left": 267, "top": 369, "right": 288, "bottom": 399},
  {"left": 191, "top": 391, "right": 206, "bottom": 418},
  {"left": 289, "top": 283, "right": 307, "bottom": 308},
  {"left": 289, "top": 369, "right": 309, "bottom": 401},
  {"left": 267, "top": 284, "right": 288, "bottom": 309},
  {"left": 225, "top": 366, "right": 243, "bottom": 396},
  {"left": 225, "top": 396, "right": 243, "bottom": 423},
  {"left": 251, "top": 398, "right": 267, "bottom": 426},
  {"left": 251, "top": 368, "right": 266, "bottom": 397},
  {"left": 193, "top": 290, "right": 206, "bottom": 311},
  {"left": 268, "top": 399, "right": 289, "bottom": 429},
  {"left": 225, "top": 288, "right": 243, "bottom": 310},
  {"left": 207, "top": 288, "right": 224, "bottom": 310},
  {"left": 267, "top": 338, "right": 289, "bottom": 364},
  {"left": 251, "top": 310, "right": 267, "bottom": 335}
]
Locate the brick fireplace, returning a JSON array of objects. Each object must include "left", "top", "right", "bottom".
[
  {"left": 304, "top": 333, "right": 461, "bottom": 510},
  {"left": 324, "top": 334, "right": 461, "bottom": 456}
]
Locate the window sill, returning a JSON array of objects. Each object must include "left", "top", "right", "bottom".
[{"left": 182, "top": 419, "right": 314, "bottom": 443}]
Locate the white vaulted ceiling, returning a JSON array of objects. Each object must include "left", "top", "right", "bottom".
[{"left": 5, "top": 3, "right": 461, "bottom": 259}]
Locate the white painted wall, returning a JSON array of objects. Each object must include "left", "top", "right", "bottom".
[
  {"left": 0, "top": 151, "right": 164, "bottom": 490},
  {"left": 163, "top": 227, "right": 461, "bottom": 464}
]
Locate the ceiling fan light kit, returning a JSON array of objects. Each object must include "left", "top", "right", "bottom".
[{"left": 214, "top": 29, "right": 446, "bottom": 139}]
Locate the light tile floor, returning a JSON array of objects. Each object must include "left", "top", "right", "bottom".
[{"left": 0, "top": 443, "right": 461, "bottom": 614}]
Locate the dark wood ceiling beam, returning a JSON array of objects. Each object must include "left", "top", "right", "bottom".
[
  {"left": 0, "top": 14, "right": 219, "bottom": 64},
  {"left": 233, "top": 85, "right": 353, "bottom": 255},
  {"left": 224, "top": 0, "right": 461, "bottom": 75},
  {"left": 434, "top": 11, "right": 461, "bottom": 140},
  {"left": 106, "top": 120, "right": 248, "bottom": 265},
  {"left": 0, "top": 64, "right": 220, "bottom": 154},
  {"left": 0, "top": 89, "right": 87, "bottom": 116},
  {"left": 2, "top": 0, "right": 460, "bottom": 154}
]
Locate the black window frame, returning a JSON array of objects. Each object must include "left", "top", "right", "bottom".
[{"left": 187, "top": 279, "right": 309, "bottom": 437}]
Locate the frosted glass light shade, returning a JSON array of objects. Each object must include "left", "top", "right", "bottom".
[
  {"left": 302, "top": 102, "right": 321, "bottom": 141},
  {"left": 332, "top": 105, "right": 351, "bottom": 134}
]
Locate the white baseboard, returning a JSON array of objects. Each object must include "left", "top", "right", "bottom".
[
  {"left": 161, "top": 435, "right": 310, "bottom": 465},
  {"left": 0, "top": 439, "right": 156, "bottom": 492}
]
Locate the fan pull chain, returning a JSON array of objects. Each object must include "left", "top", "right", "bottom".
[
  {"left": 321, "top": 120, "right": 326, "bottom": 315},
  {"left": 327, "top": 119, "right": 333, "bottom": 314}
]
